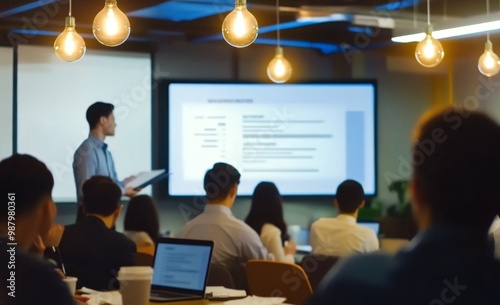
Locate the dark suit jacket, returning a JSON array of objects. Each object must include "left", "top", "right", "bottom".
[
  {"left": 1, "top": 237, "right": 75, "bottom": 305},
  {"left": 59, "top": 216, "right": 136, "bottom": 291},
  {"left": 307, "top": 224, "right": 500, "bottom": 305}
]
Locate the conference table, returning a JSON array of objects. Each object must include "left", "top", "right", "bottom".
[{"left": 150, "top": 300, "right": 214, "bottom": 305}]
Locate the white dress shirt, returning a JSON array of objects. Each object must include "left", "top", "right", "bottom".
[
  {"left": 178, "top": 204, "right": 268, "bottom": 285},
  {"left": 260, "top": 223, "right": 294, "bottom": 263},
  {"left": 309, "top": 214, "right": 379, "bottom": 256}
]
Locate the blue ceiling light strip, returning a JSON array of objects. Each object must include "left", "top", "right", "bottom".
[
  {"left": 193, "top": 17, "right": 350, "bottom": 43},
  {"left": 254, "top": 38, "right": 341, "bottom": 54},
  {"left": 0, "top": 0, "right": 58, "bottom": 18},
  {"left": 128, "top": 0, "right": 233, "bottom": 22},
  {"left": 375, "top": 0, "right": 419, "bottom": 11},
  {"left": 9, "top": 29, "right": 166, "bottom": 42},
  {"left": 348, "top": 26, "right": 373, "bottom": 35}
]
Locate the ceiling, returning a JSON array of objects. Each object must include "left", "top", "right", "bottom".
[{"left": 0, "top": 0, "right": 497, "bottom": 54}]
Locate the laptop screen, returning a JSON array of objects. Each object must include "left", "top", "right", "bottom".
[
  {"left": 357, "top": 221, "right": 380, "bottom": 235},
  {"left": 152, "top": 240, "right": 212, "bottom": 291}
]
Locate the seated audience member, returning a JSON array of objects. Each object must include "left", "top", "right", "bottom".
[
  {"left": 124, "top": 195, "right": 160, "bottom": 256},
  {"left": 59, "top": 176, "right": 136, "bottom": 291},
  {"left": 245, "top": 181, "right": 297, "bottom": 262},
  {"left": 178, "top": 162, "right": 268, "bottom": 288},
  {"left": 309, "top": 179, "right": 379, "bottom": 256},
  {"left": 490, "top": 215, "right": 500, "bottom": 258},
  {"left": 307, "top": 107, "right": 500, "bottom": 305},
  {"left": 0, "top": 154, "right": 75, "bottom": 305}
]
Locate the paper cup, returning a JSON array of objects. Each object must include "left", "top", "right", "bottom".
[
  {"left": 118, "top": 266, "right": 153, "bottom": 305},
  {"left": 63, "top": 276, "right": 78, "bottom": 296}
]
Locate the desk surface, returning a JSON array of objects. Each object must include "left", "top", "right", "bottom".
[{"left": 150, "top": 300, "right": 221, "bottom": 305}]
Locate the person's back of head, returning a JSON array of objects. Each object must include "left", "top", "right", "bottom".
[
  {"left": 0, "top": 154, "right": 55, "bottom": 248},
  {"left": 86, "top": 101, "right": 114, "bottom": 130},
  {"left": 412, "top": 107, "right": 500, "bottom": 232},
  {"left": 203, "top": 162, "right": 241, "bottom": 203},
  {"left": 124, "top": 195, "right": 160, "bottom": 242},
  {"left": 83, "top": 176, "right": 121, "bottom": 217},
  {"left": 246, "top": 181, "right": 288, "bottom": 241},
  {"left": 335, "top": 179, "right": 364, "bottom": 214}
]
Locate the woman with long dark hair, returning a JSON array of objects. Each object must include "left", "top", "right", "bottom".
[
  {"left": 245, "top": 181, "right": 296, "bottom": 262},
  {"left": 124, "top": 195, "right": 160, "bottom": 255}
]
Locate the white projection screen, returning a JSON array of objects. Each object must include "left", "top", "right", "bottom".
[
  {"left": 17, "top": 45, "right": 152, "bottom": 202},
  {"left": 168, "top": 82, "right": 377, "bottom": 196},
  {"left": 0, "top": 47, "right": 13, "bottom": 160}
]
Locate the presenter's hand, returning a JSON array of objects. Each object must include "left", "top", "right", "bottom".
[
  {"left": 125, "top": 186, "right": 140, "bottom": 197},
  {"left": 284, "top": 240, "right": 297, "bottom": 255},
  {"left": 123, "top": 175, "right": 136, "bottom": 185}
]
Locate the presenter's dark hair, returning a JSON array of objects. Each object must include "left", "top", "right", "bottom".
[
  {"left": 83, "top": 176, "right": 121, "bottom": 216},
  {"left": 246, "top": 181, "right": 289, "bottom": 245},
  {"left": 412, "top": 107, "right": 500, "bottom": 232},
  {"left": 336, "top": 180, "right": 364, "bottom": 213},
  {"left": 86, "top": 101, "right": 114, "bottom": 129},
  {"left": 124, "top": 195, "right": 160, "bottom": 242},
  {"left": 204, "top": 162, "right": 241, "bottom": 201},
  {"left": 0, "top": 154, "right": 54, "bottom": 221}
]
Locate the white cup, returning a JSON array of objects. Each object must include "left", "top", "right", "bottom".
[
  {"left": 63, "top": 276, "right": 78, "bottom": 296},
  {"left": 118, "top": 266, "right": 154, "bottom": 305}
]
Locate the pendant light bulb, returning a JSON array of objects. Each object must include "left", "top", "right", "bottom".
[
  {"left": 93, "top": 0, "right": 130, "bottom": 47},
  {"left": 54, "top": 16, "right": 86, "bottom": 62},
  {"left": 415, "top": 24, "right": 444, "bottom": 68},
  {"left": 478, "top": 41, "right": 500, "bottom": 77},
  {"left": 222, "top": 0, "right": 258, "bottom": 48},
  {"left": 267, "top": 47, "right": 292, "bottom": 83}
]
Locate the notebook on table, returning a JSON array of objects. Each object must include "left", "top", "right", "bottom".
[{"left": 149, "top": 237, "right": 214, "bottom": 302}]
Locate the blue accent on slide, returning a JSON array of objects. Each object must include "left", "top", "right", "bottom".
[{"left": 346, "top": 111, "right": 365, "bottom": 182}]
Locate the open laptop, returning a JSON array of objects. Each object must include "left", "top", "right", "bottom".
[
  {"left": 357, "top": 220, "right": 381, "bottom": 236},
  {"left": 149, "top": 237, "right": 214, "bottom": 302}
]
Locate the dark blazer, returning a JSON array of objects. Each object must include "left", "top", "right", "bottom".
[
  {"left": 1, "top": 237, "right": 75, "bottom": 305},
  {"left": 307, "top": 224, "right": 500, "bottom": 305},
  {"left": 59, "top": 216, "right": 136, "bottom": 291}
]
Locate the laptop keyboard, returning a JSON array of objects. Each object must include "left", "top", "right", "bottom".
[{"left": 150, "top": 291, "right": 193, "bottom": 299}]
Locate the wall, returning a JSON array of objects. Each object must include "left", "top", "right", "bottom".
[
  {"left": 7, "top": 40, "right": 485, "bottom": 234},
  {"left": 140, "top": 42, "right": 437, "bottom": 235},
  {"left": 0, "top": 47, "right": 13, "bottom": 160}
]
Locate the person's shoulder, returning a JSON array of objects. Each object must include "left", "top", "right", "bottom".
[
  {"left": 74, "top": 137, "right": 94, "bottom": 157},
  {"left": 14, "top": 251, "right": 74, "bottom": 305},
  {"left": 311, "top": 218, "right": 333, "bottom": 228},
  {"left": 109, "top": 229, "right": 137, "bottom": 247},
  {"left": 322, "top": 252, "right": 392, "bottom": 289},
  {"left": 261, "top": 223, "right": 280, "bottom": 235}
]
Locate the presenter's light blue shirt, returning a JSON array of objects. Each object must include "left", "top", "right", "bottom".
[{"left": 73, "top": 135, "right": 124, "bottom": 203}]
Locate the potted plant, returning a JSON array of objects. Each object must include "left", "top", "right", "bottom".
[{"left": 379, "top": 180, "right": 418, "bottom": 239}]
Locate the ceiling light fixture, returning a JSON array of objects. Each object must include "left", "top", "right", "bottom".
[
  {"left": 478, "top": 0, "right": 500, "bottom": 77},
  {"left": 93, "top": 0, "right": 130, "bottom": 47},
  {"left": 53, "top": 0, "right": 86, "bottom": 62},
  {"left": 222, "top": 0, "right": 258, "bottom": 48},
  {"left": 267, "top": 0, "right": 292, "bottom": 83},
  {"left": 414, "top": 0, "right": 444, "bottom": 68}
]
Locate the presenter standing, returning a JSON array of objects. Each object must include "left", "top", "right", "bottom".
[{"left": 73, "top": 101, "right": 138, "bottom": 222}]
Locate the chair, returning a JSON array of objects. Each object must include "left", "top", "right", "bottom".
[
  {"left": 207, "top": 264, "right": 236, "bottom": 288},
  {"left": 135, "top": 252, "right": 154, "bottom": 266},
  {"left": 380, "top": 238, "right": 410, "bottom": 254},
  {"left": 300, "top": 254, "right": 340, "bottom": 291},
  {"left": 245, "top": 260, "right": 312, "bottom": 305}
]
